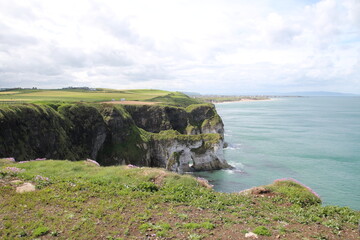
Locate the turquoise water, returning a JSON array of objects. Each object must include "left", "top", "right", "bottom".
[{"left": 194, "top": 97, "right": 360, "bottom": 210}]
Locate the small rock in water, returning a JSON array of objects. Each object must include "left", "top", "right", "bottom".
[
  {"left": 245, "top": 232, "right": 258, "bottom": 239},
  {"left": 16, "top": 183, "right": 36, "bottom": 193}
]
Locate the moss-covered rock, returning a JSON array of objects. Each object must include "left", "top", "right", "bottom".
[
  {"left": 186, "top": 103, "right": 224, "bottom": 137},
  {"left": 124, "top": 105, "right": 188, "bottom": 133},
  {"left": 58, "top": 104, "right": 107, "bottom": 160},
  {"left": 96, "top": 105, "right": 150, "bottom": 166},
  {"left": 0, "top": 104, "right": 72, "bottom": 161},
  {"left": 124, "top": 103, "right": 224, "bottom": 137}
]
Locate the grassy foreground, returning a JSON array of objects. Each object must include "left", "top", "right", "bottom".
[{"left": 0, "top": 159, "right": 359, "bottom": 239}]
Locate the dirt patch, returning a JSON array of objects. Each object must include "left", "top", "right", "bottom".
[
  {"left": 196, "top": 177, "right": 214, "bottom": 189},
  {"left": 0, "top": 91, "right": 19, "bottom": 95},
  {"left": 142, "top": 169, "right": 171, "bottom": 187},
  {"left": 239, "top": 187, "right": 276, "bottom": 198},
  {"left": 101, "top": 101, "right": 158, "bottom": 105}
]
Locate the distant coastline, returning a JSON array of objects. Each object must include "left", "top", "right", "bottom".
[
  {"left": 214, "top": 98, "right": 273, "bottom": 104},
  {"left": 194, "top": 96, "right": 272, "bottom": 104}
]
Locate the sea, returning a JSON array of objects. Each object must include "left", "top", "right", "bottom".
[{"left": 193, "top": 97, "right": 360, "bottom": 210}]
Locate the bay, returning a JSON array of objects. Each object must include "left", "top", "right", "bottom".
[{"left": 193, "top": 97, "right": 360, "bottom": 210}]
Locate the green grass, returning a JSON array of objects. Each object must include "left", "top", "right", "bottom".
[
  {"left": 0, "top": 88, "right": 168, "bottom": 102},
  {"left": 0, "top": 160, "right": 359, "bottom": 239},
  {"left": 267, "top": 180, "right": 322, "bottom": 207},
  {"left": 151, "top": 92, "right": 202, "bottom": 107},
  {"left": 33, "top": 226, "right": 50, "bottom": 237},
  {"left": 253, "top": 226, "right": 271, "bottom": 236},
  {"left": 151, "top": 130, "right": 222, "bottom": 145},
  {"left": 0, "top": 88, "right": 202, "bottom": 107}
]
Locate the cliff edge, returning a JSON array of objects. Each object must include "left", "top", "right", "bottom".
[{"left": 0, "top": 103, "right": 231, "bottom": 172}]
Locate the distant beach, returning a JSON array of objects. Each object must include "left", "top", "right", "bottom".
[
  {"left": 214, "top": 98, "right": 273, "bottom": 104},
  {"left": 194, "top": 96, "right": 271, "bottom": 104}
]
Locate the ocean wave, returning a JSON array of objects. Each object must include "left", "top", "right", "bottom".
[
  {"left": 224, "top": 168, "right": 246, "bottom": 175},
  {"left": 224, "top": 143, "right": 242, "bottom": 150}
]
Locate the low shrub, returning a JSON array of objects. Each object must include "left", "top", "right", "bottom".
[
  {"left": 33, "top": 226, "right": 49, "bottom": 237},
  {"left": 253, "top": 226, "right": 271, "bottom": 236}
]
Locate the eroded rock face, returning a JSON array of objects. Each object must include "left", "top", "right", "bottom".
[{"left": 150, "top": 137, "right": 232, "bottom": 173}]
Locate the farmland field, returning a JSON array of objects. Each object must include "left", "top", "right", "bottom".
[{"left": 0, "top": 88, "right": 201, "bottom": 106}]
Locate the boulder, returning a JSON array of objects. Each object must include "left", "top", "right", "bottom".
[
  {"left": 245, "top": 232, "right": 258, "bottom": 239},
  {"left": 16, "top": 183, "right": 36, "bottom": 193}
]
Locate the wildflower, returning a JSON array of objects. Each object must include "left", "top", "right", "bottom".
[
  {"left": 127, "top": 164, "right": 139, "bottom": 168},
  {"left": 34, "top": 158, "right": 47, "bottom": 161},
  {"left": 18, "top": 161, "right": 30, "bottom": 164},
  {"left": 86, "top": 158, "right": 100, "bottom": 166},
  {"left": 35, "top": 175, "right": 50, "bottom": 181},
  {"left": 3, "top": 167, "right": 25, "bottom": 173},
  {"left": 3, "top": 157, "right": 15, "bottom": 162}
]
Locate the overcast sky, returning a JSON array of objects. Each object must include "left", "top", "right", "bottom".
[{"left": 0, "top": 0, "right": 359, "bottom": 94}]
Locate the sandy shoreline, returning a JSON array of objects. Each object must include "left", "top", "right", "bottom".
[{"left": 212, "top": 98, "right": 273, "bottom": 104}]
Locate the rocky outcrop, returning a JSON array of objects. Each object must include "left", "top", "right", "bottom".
[
  {"left": 150, "top": 132, "right": 231, "bottom": 172},
  {"left": 0, "top": 103, "right": 231, "bottom": 172},
  {"left": 16, "top": 182, "right": 36, "bottom": 193},
  {"left": 186, "top": 104, "right": 224, "bottom": 137}
]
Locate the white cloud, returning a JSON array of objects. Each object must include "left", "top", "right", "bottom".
[{"left": 0, "top": 0, "right": 359, "bottom": 94}]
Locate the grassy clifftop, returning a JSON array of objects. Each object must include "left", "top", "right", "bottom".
[
  {"left": 1, "top": 159, "right": 359, "bottom": 239},
  {"left": 0, "top": 88, "right": 202, "bottom": 107}
]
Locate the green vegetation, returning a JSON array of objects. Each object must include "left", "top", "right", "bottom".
[
  {"left": 0, "top": 89, "right": 359, "bottom": 239},
  {"left": 182, "top": 221, "right": 215, "bottom": 230},
  {"left": 0, "top": 88, "right": 202, "bottom": 107},
  {"left": 268, "top": 180, "right": 322, "bottom": 207},
  {"left": 1, "top": 160, "right": 359, "bottom": 239},
  {"left": 253, "top": 226, "right": 272, "bottom": 236},
  {"left": 185, "top": 103, "right": 214, "bottom": 113},
  {"left": 152, "top": 130, "right": 222, "bottom": 145},
  {"left": 33, "top": 226, "right": 50, "bottom": 237},
  {"left": 0, "top": 100, "right": 224, "bottom": 167},
  {"left": 151, "top": 92, "right": 202, "bottom": 107}
]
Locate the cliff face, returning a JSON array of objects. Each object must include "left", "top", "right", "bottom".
[
  {"left": 0, "top": 103, "right": 231, "bottom": 172},
  {"left": 124, "top": 105, "right": 188, "bottom": 133},
  {"left": 124, "top": 104, "right": 224, "bottom": 137}
]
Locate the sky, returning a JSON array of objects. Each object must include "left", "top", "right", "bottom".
[{"left": 0, "top": 0, "right": 359, "bottom": 94}]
